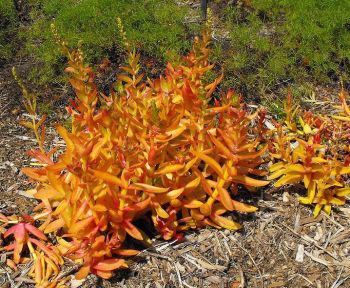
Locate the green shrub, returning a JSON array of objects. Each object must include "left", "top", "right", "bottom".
[
  {"left": 211, "top": 0, "right": 350, "bottom": 97},
  {"left": 0, "top": 0, "right": 18, "bottom": 63},
  {"left": 21, "top": 0, "right": 195, "bottom": 84}
]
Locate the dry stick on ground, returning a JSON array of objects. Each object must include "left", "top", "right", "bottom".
[
  {"left": 304, "top": 250, "right": 330, "bottom": 266},
  {"left": 181, "top": 254, "right": 202, "bottom": 270},
  {"left": 174, "top": 262, "right": 184, "bottom": 288},
  {"left": 294, "top": 273, "right": 314, "bottom": 286},
  {"left": 140, "top": 251, "right": 172, "bottom": 262},
  {"left": 332, "top": 275, "right": 350, "bottom": 288},
  {"left": 56, "top": 262, "right": 80, "bottom": 281},
  {"left": 331, "top": 266, "right": 344, "bottom": 288},
  {"left": 237, "top": 263, "right": 245, "bottom": 288},
  {"left": 229, "top": 235, "right": 264, "bottom": 288},
  {"left": 219, "top": 231, "right": 246, "bottom": 286},
  {"left": 218, "top": 231, "right": 233, "bottom": 258},
  {"left": 321, "top": 211, "right": 345, "bottom": 231},
  {"left": 183, "top": 280, "right": 197, "bottom": 288},
  {"left": 280, "top": 223, "right": 338, "bottom": 260}
]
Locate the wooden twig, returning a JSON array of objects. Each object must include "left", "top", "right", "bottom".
[
  {"left": 174, "top": 262, "right": 184, "bottom": 288},
  {"left": 280, "top": 223, "right": 338, "bottom": 260},
  {"left": 229, "top": 236, "right": 264, "bottom": 288},
  {"left": 141, "top": 251, "right": 172, "bottom": 262}
]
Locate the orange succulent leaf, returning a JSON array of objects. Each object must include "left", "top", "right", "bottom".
[
  {"left": 124, "top": 221, "right": 144, "bottom": 240},
  {"left": 91, "top": 169, "right": 124, "bottom": 187},
  {"left": 93, "top": 258, "right": 127, "bottom": 271},
  {"left": 131, "top": 183, "right": 169, "bottom": 193},
  {"left": 29, "top": 250, "right": 63, "bottom": 287},
  {"left": 269, "top": 92, "right": 350, "bottom": 217},
  {"left": 155, "top": 164, "right": 184, "bottom": 175},
  {"left": 4, "top": 222, "right": 50, "bottom": 264},
  {"left": 217, "top": 186, "right": 234, "bottom": 211},
  {"left": 231, "top": 200, "right": 257, "bottom": 213},
  {"left": 21, "top": 167, "right": 48, "bottom": 182},
  {"left": 75, "top": 264, "right": 91, "bottom": 280},
  {"left": 195, "top": 152, "right": 224, "bottom": 178},
  {"left": 44, "top": 218, "right": 65, "bottom": 234},
  {"left": 68, "top": 216, "right": 95, "bottom": 236},
  {"left": 231, "top": 175, "right": 269, "bottom": 187},
  {"left": 114, "top": 249, "right": 139, "bottom": 256},
  {"left": 210, "top": 214, "right": 241, "bottom": 230}
]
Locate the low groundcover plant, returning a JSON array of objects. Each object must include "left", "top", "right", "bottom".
[
  {"left": 0, "top": 26, "right": 269, "bottom": 287},
  {"left": 268, "top": 92, "right": 350, "bottom": 217}
]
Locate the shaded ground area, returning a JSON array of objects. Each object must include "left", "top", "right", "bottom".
[
  {"left": 0, "top": 62, "right": 36, "bottom": 216},
  {"left": 1, "top": 61, "right": 350, "bottom": 288}
]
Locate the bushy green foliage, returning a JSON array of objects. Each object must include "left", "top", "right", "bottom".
[
  {"left": 213, "top": 0, "right": 350, "bottom": 96},
  {"left": 0, "top": 0, "right": 18, "bottom": 63},
  {"left": 21, "top": 0, "right": 194, "bottom": 84},
  {"left": 3, "top": 0, "right": 349, "bottom": 100}
]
